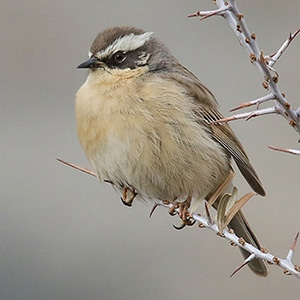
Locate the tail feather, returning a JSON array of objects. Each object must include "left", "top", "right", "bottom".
[
  {"left": 228, "top": 210, "right": 268, "bottom": 276},
  {"left": 212, "top": 182, "right": 268, "bottom": 277}
]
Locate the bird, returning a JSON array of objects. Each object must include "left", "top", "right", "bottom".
[{"left": 75, "top": 26, "right": 268, "bottom": 276}]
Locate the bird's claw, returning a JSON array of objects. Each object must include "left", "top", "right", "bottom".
[
  {"left": 168, "top": 195, "right": 192, "bottom": 221},
  {"left": 173, "top": 218, "right": 196, "bottom": 230}
]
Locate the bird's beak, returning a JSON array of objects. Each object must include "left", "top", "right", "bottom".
[{"left": 77, "top": 57, "right": 104, "bottom": 69}]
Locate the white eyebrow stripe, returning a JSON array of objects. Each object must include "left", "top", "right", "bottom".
[{"left": 95, "top": 31, "right": 153, "bottom": 59}]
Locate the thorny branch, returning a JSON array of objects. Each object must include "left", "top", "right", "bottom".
[
  {"left": 60, "top": 0, "right": 300, "bottom": 280},
  {"left": 189, "top": 0, "right": 300, "bottom": 155},
  {"left": 160, "top": 201, "right": 300, "bottom": 279},
  {"left": 57, "top": 158, "right": 300, "bottom": 279}
]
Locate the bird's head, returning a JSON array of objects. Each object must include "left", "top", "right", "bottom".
[{"left": 78, "top": 26, "right": 177, "bottom": 81}]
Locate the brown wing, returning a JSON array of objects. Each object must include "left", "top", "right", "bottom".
[
  {"left": 210, "top": 121, "right": 265, "bottom": 196},
  {"left": 164, "top": 65, "right": 265, "bottom": 196}
]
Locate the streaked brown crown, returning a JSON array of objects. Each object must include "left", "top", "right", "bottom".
[
  {"left": 85, "top": 26, "right": 178, "bottom": 71},
  {"left": 90, "top": 26, "right": 146, "bottom": 55}
]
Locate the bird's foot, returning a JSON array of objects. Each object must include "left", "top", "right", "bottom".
[
  {"left": 120, "top": 186, "right": 137, "bottom": 207},
  {"left": 168, "top": 196, "right": 195, "bottom": 229}
]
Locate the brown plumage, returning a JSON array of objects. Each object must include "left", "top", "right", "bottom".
[{"left": 76, "top": 26, "right": 267, "bottom": 276}]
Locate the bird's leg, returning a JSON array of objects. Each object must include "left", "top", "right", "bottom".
[
  {"left": 178, "top": 195, "right": 192, "bottom": 220},
  {"left": 120, "top": 186, "right": 137, "bottom": 207},
  {"left": 168, "top": 197, "right": 179, "bottom": 216},
  {"left": 169, "top": 195, "right": 192, "bottom": 219}
]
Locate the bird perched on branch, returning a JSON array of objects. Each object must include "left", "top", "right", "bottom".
[{"left": 75, "top": 26, "right": 267, "bottom": 276}]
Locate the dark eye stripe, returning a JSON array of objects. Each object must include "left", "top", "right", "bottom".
[{"left": 103, "top": 49, "right": 149, "bottom": 70}]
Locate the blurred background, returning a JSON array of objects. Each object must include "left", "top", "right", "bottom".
[{"left": 1, "top": 0, "right": 300, "bottom": 299}]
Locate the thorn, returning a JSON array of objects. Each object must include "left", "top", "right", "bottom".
[
  {"left": 230, "top": 102, "right": 252, "bottom": 112},
  {"left": 245, "top": 112, "right": 256, "bottom": 121},
  {"left": 229, "top": 94, "right": 275, "bottom": 112},
  {"left": 291, "top": 28, "right": 300, "bottom": 40},
  {"left": 287, "top": 232, "right": 300, "bottom": 263},
  {"left": 149, "top": 203, "right": 160, "bottom": 218},
  {"left": 230, "top": 253, "right": 256, "bottom": 277},
  {"left": 187, "top": 11, "right": 201, "bottom": 18},
  {"left": 268, "top": 28, "right": 300, "bottom": 67},
  {"left": 268, "top": 146, "right": 300, "bottom": 156},
  {"left": 56, "top": 158, "right": 97, "bottom": 177},
  {"left": 188, "top": 6, "right": 231, "bottom": 21},
  {"left": 216, "top": 107, "right": 277, "bottom": 123},
  {"left": 291, "top": 232, "right": 299, "bottom": 252}
]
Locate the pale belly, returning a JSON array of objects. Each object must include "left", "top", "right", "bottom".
[
  {"left": 78, "top": 112, "right": 230, "bottom": 202},
  {"left": 75, "top": 75, "right": 230, "bottom": 202}
]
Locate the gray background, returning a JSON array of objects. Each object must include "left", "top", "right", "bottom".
[{"left": 1, "top": 0, "right": 300, "bottom": 299}]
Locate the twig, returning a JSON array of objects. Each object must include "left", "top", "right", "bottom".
[
  {"left": 268, "top": 146, "right": 300, "bottom": 156},
  {"left": 188, "top": 6, "right": 231, "bottom": 21},
  {"left": 57, "top": 158, "right": 300, "bottom": 279},
  {"left": 56, "top": 158, "right": 97, "bottom": 177},
  {"left": 190, "top": 0, "right": 300, "bottom": 150},
  {"left": 268, "top": 29, "right": 300, "bottom": 68},
  {"left": 229, "top": 94, "right": 275, "bottom": 112},
  {"left": 216, "top": 106, "right": 278, "bottom": 123},
  {"left": 287, "top": 232, "right": 299, "bottom": 263},
  {"left": 159, "top": 200, "right": 300, "bottom": 279}
]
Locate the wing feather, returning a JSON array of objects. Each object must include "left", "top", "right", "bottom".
[{"left": 160, "top": 65, "right": 265, "bottom": 196}]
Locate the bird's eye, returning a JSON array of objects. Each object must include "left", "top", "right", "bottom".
[{"left": 113, "top": 51, "right": 127, "bottom": 63}]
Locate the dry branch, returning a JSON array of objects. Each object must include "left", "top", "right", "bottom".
[
  {"left": 190, "top": 0, "right": 300, "bottom": 154},
  {"left": 57, "top": 158, "right": 300, "bottom": 279}
]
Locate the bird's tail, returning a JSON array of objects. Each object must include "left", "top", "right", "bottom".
[
  {"left": 227, "top": 209, "right": 268, "bottom": 276},
  {"left": 212, "top": 181, "right": 268, "bottom": 276}
]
